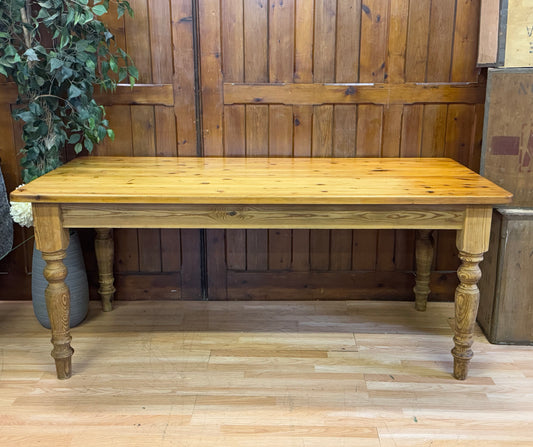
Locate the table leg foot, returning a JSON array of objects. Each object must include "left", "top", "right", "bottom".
[
  {"left": 413, "top": 230, "right": 434, "bottom": 311},
  {"left": 53, "top": 353, "right": 73, "bottom": 380},
  {"left": 95, "top": 228, "right": 116, "bottom": 312},
  {"left": 451, "top": 251, "right": 483, "bottom": 380},
  {"left": 42, "top": 249, "right": 74, "bottom": 380}
]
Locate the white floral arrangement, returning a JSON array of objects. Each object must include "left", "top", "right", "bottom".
[{"left": 10, "top": 185, "right": 33, "bottom": 227}]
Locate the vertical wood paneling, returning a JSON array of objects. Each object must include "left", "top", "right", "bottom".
[
  {"left": 312, "top": 106, "right": 334, "bottom": 157},
  {"left": 311, "top": 1, "right": 337, "bottom": 273},
  {"left": 151, "top": 0, "right": 180, "bottom": 274},
  {"left": 268, "top": 104, "right": 293, "bottom": 268},
  {"left": 387, "top": 0, "right": 408, "bottom": 83},
  {"left": 314, "top": 0, "right": 337, "bottom": 82},
  {"left": 224, "top": 104, "right": 246, "bottom": 271},
  {"left": 244, "top": 0, "right": 268, "bottom": 83},
  {"left": 172, "top": 0, "right": 198, "bottom": 156},
  {"left": 244, "top": 0, "right": 269, "bottom": 273},
  {"left": 269, "top": 0, "right": 295, "bottom": 83},
  {"left": 150, "top": 0, "right": 177, "bottom": 156},
  {"left": 451, "top": 0, "right": 481, "bottom": 82},
  {"left": 405, "top": 0, "right": 431, "bottom": 82},
  {"left": 126, "top": 0, "right": 160, "bottom": 274},
  {"left": 95, "top": 6, "right": 129, "bottom": 157},
  {"left": 380, "top": 0, "right": 410, "bottom": 273},
  {"left": 222, "top": 0, "right": 244, "bottom": 83},
  {"left": 359, "top": 0, "right": 389, "bottom": 83},
  {"left": 330, "top": 1, "right": 360, "bottom": 276},
  {"left": 295, "top": 0, "right": 314, "bottom": 83},
  {"left": 1, "top": 0, "right": 488, "bottom": 302},
  {"left": 333, "top": 106, "right": 357, "bottom": 157},
  {"left": 172, "top": 0, "right": 201, "bottom": 297},
  {"left": 336, "top": 0, "right": 361, "bottom": 82},
  {"left": 382, "top": 105, "right": 403, "bottom": 157},
  {"left": 357, "top": 0, "right": 388, "bottom": 278},
  {"left": 199, "top": 0, "right": 224, "bottom": 156},
  {"left": 268, "top": 0, "right": 294, "bottom": 272},
  {"left": 221, "top": 1, "right": 246, "bottom": 274},
  {"left": 421, "top": 105, "right": 448, "bottom": 157},
  {"left": 400, "top": 105, "right": 423, "bottom": 157},
  {"left": 427, "top": 0, "right": 456, "bottom": 82},
  {"left": 293, "top": 0, "right": 314, "bottom": 272},
  {"left": 445, "top": 104, "right": 476, "bottom": 167},
  {"left": 201, "top": 0, "right": 226, "bottom": 299}
]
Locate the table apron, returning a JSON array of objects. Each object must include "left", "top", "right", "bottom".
[{"left": 60, "top": 203, "right": 466, "bottom": 230}]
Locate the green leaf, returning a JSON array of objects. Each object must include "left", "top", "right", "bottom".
[
  {"left": 23, "top": 48, "right": 39, "bottom": 62},
  {"left": 60, "top": 33, "right": 70, "bottom": 49},
  {"left": 68, "top": 133, "right": 81, "bottom": 144},
  {"left": 74, "top": 142, "right": 83, "bottom": 154},
  {"left": 68, "top": 84, "right": 82, "bottom": 99},
  {"left": 66, "top": 8, "right": 75, "bottom": 25},
  {"left": 107, "top": 128, "right": 115, "bottom": 140},
  {"left": 92, "top": 4, "right": 107, "bottom": 16},
  {"left": 84, "top": 138, "right": 93, "bottom": 152},
  {"left": 128, "top": 65, "right": 139, "bottom": 79},
  {"left": 50, "top": 57, "right": 63, "bottom": 71},
  {"left": 109, "top": 57, "right": 118, "bottom": 73}
]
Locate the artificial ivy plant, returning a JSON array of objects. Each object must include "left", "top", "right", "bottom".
[{"left": 0, "top": 0, "right": 138, "bottom": 183}]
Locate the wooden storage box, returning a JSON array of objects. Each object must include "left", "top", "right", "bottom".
[
  {"left": 477, "top": 0, "right": 533, "bottom": 67},
  {"left": 481, "top": 68, "right": 533, "bottom": 208},
  {"left": 478, "top": 208, "right": 533, "bottom": 344}
]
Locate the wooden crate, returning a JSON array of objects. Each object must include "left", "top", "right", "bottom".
[
  {"left": 478, "top": 208, "right": 533, "bottom": 344},
  {"left": 477, "top": 0, "right": 533, "bottom": 67},
  {"left": 481, "top": 68, "right": 533, "bottom": 208}
]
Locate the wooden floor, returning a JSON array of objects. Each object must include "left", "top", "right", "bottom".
[{"left": 1, "top": 300, "right": 533, "bottom": 446}]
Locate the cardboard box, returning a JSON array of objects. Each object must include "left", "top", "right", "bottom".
[
  {"left": 478, "top": 208, "right": 533, "bottom": 344},
  {"left": 481, "top": 68, "right": 533, "bottom": 208},
  {"left": 503, "top": 0, "right": 533, "bottom": 68}
]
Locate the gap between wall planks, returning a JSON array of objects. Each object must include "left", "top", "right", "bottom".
[{"left": 0, "top": 0, "right": 486, "bottom": 302}]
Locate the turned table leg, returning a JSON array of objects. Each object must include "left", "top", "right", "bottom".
[
  {"left": 95, "top": 228, "right": 116, "bottom": 312},
  {"left": 414, "top": 229, "right": 434, "bottom": 311},
  {"left": 452, "top": 207, "right": 492, "bottom": 380},
  {"left": 42, "top": 249, "right": 74, "bottom": 379},
  {"left": 33, "top": 204, "right": 74, "bottom": 379},
  {"left": 452, "top": 251, "right": 483, "bottom": 380}
]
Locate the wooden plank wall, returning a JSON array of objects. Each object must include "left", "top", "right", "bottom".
[
  {"left": 0, "top": 0, "right": 485, "bottom": 302},
  {"left": 199, "top": 0, "right": 485, "bottom": 300}
]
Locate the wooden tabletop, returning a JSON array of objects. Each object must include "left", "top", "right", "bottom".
[{"left": 10, "top": 157, "right": 512, "bottom": 206}]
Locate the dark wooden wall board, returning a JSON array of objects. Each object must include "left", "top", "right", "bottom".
[
  {"left": 478, "top": 208, "right": 533, "bottom": 344},
  {"left": 481, "top": 68, "right": 533, "bottom": 207}
]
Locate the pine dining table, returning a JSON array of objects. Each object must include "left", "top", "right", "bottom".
[{"left": 10, "top": 156, "right": 512, "bottom": 380}]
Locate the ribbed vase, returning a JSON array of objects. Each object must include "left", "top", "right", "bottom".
[{"left": 31, "top": 231, "right": 89, "bottom": 329}]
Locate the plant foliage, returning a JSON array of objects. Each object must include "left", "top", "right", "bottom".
[{"left": 0, "top": 0, "right": 138, "bottom": 182}]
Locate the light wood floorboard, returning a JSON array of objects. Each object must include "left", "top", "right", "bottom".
[{"left": 1, "top": 300, "right": 532, "bottom": 446}]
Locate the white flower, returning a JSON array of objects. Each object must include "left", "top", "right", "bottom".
[{"left": 10, "top": 185, "right": 33, "bottom": 227}]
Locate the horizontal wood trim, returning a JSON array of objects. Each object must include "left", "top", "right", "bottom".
[
  {"left": 94, "top": 84, "right": 174, "bottom": 106},
  {"left": 224, "top": 82, "right": 486, "bottom": 105},
  {"left": 62, "top": 204, "right": 465, "bottom": 230},
  {"left": 224, "top": 271, "right": 458, "bottom": 301},
  {"left": 89, "top": 273, "right": 183, "bottom": 300},
  {"left": 0, "top": 83, "right": 174, "bottom": 106}
]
